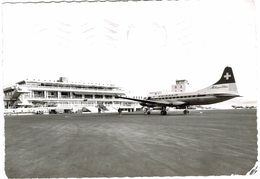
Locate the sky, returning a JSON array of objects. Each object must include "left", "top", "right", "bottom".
[{"left": 1, "top": 0, "right": 258, "bottom": 103}]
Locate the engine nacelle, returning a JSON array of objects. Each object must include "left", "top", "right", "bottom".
[
  {"left": 152, "top": 107, "right": 163, "bottom": 110},
  {"left": 176, "top": 105, "right": 188, "bottom": 109},
  {"left": 140, "top": 102, "right": 156, "bottom": 108}
]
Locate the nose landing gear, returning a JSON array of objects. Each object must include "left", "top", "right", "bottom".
[
  {"left": 160, "top": 106, "right": 167, "bottom": 115},
  {"left": 144, "top": 108, "right": 152, "bottom": 115}
]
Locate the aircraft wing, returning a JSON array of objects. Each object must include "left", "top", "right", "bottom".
[{"left": 115, "top": 95, "right": 186, "bottom": 107}]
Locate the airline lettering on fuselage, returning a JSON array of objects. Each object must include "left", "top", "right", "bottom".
[{"left": 210, "top": 84, "right": 228, "bottom": 89}]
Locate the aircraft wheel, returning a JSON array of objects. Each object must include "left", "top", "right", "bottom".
[
  {"left": 183, "top": 109, "right": 189, "bottom": 115},
  {"left": 161, "top": 110, "right": 167, "bottom": 115},
  {"left": 147, "top": 111, "right": 151, "bottom": 115}
]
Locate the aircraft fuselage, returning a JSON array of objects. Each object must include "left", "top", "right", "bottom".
[{"left": 146, "top": 92, "right": 238, "bottom": 107}]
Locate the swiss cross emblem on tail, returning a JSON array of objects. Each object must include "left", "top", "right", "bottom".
[
  {"left": 224, "top": 72, "right": 231, "bottom": 80},
  {"left": 214, "top": 67, "right": 236, "bottom": 85}
]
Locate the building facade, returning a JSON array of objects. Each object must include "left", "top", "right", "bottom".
[{"left": 3, "top": 77, "right": 141, "bottom": 114}]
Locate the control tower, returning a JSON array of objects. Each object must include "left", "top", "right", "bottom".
[{"left": 171, "top": 80, "right": 189, "bottom": 93}]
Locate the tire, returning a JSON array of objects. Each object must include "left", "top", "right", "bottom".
[
  {"left": 183, "top": 109, "right": 189, "bottom": 115},
  {"left": 161, "top": 111, "right": 167, "bottom": 115}
]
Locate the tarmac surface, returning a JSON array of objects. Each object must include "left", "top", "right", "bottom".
[{"left": 5, "top": 109, "right": 257, "bottom": 177}]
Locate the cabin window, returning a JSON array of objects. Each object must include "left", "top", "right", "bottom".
[
  {"left": 33, "top": 91, "right": 44, "bottom": 98},
  {"left": 72, "top": 93, "right": 82, "bottom": 99},
  {"left": 95, "top": 95, "right": 103, "bottom": 99},
  {"left": 84, "top": 94, "right": 93, "bottom": 99},
  {"left": 47, "top": 91, "right": 58, "bottom": 98},
  {"left": 61, "top": 92, "right": 70, "bottom": 98},
  {"left": 105, "top": 95, "right": 112, "bottom": 99}
]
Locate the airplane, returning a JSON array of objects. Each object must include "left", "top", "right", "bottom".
[{"left": 115, "top": 66, "right": 240, "bottom": 115}]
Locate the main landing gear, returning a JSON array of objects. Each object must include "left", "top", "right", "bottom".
[
  {"left": 183, "top": 109, "right": 190, "bottom": 115},
  {"left": 160, "top": 106, "right": 167, "bottom": 115},
  {"left": 160, "top": 110, "right": 167, "bottom": 115}
]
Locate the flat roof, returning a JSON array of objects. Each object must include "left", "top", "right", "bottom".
[{"left": 16, "top": 79, "right": 120, "bottom": 89}]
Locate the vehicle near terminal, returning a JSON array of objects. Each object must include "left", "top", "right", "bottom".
[{"left": 116, "top": 67, "right": 240, "bottom": 115}]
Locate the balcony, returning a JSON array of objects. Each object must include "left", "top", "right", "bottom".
[
  {"left": 61, "top": 95, "right": 71, "bottom": 99},
  {"left": 47, "top": 95, "right": 58, "bottom": 99},
  {"left": 24, "top": 85, "right": 125, "bottom": 94}
]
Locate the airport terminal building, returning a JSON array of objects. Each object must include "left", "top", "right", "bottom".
[{"left": 3, "top": 77, "right": 141, "bottom": 114}]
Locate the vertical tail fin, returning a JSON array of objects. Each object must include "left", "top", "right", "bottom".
[
  {"left": 198, "top": 67, "right": 238, "bottom": 94},
  {"left": 214, "top": 67, "right": 235, "bottom": 85}
]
